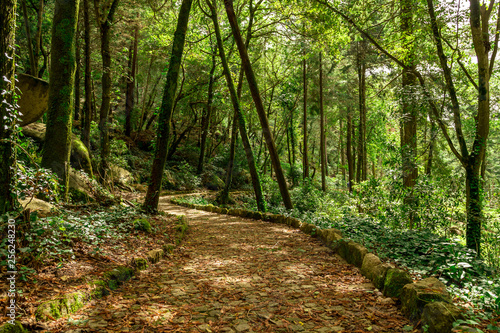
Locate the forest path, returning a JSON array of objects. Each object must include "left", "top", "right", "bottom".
[{"left": 62, "top": 196, "right": 411, "bottom": 332}]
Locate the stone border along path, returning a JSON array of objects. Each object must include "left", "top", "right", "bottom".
[{"left": 60, "top": 196, "right": 411, "bottom": 333}]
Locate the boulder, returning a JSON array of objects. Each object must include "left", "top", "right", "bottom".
[
  {"left": 147, "top": 249, "right": 164, "bottom": 264},
  {"left": 422, "top": 301, "right": 464, "bottom": 333},
  {"left": 19, "top": 198, "right": 55, "bottom": 218},
  {"left": 22, "top": 123, "right": 93, "bottom": 176},
  {"left": 361, "top": 253, "right": 392, "bottom": 290},
  {"left": 201, "top": 172, "right": 225, "bottom": 190},
  {"left": 130, "top": 257, "right": 148, "bottom": 271},
  {"left": 383, "top": 268, "right": 413, "bottom": 298},
  {"left": 400, "top": 277, "right": 452, "bottom": 321},
  {"left": 109, "top": 164, "right": 134, "bottom": 186},
  {"left": 17, "top": 73, "right": 49, "bottom": 126},
  {"left": 35, "top": 291, "right": 86, "bottom": 321}
]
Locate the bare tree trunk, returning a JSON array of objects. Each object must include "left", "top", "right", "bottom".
[
  {"left": 303, "top": 49, "right": 309, "bottom": 179},
  {"left": 34, "top": 0, "right": 44, "bottom": 77},
  {"left": 346, "top": 109, "right": 353, "bottom": 192},
  {"left": 42, "top": 0, "right": 80, "bottom": 200},
  {"left": 0, "top": 0, "right": 18, "bottom": 214},
  {"left": 401, "top": 0, "right": 418, "bottom": 228},
  {"left": 224, "top": 0, "right": 293, "bottom": 210},
  {"left": 94, "top": 0, "right": 120, "bottom": 183},
  {"left": 125, "top": 22, "right": 139, "bottom": 137},
  {"left": 21, "top": 0, "right": 37, "bottom": 76},
  {"left": 319, "top": 52, "right": 326, "bottom": 192},
  {"left": 74, "top": 24, "right": 81, "bottom": 121},
  {"left": 81, "top": 0, "right": 92, "bottom": 150},
  {"left": 143, "top": 0, "right": 193, "bottom": 212},
  {"left": 197, "top": 50, "right": 216, "bottom": 174},
  {"left": 356, "top": 41, "right": 367, "bottom": 183}
]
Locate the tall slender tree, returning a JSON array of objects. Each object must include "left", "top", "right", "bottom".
[
  {"left": 0, "top": 0, "right": 18, "bottom": 214},
  {"left": 94, "top": 0, "right": 120, "bottom": 182},
  {"left": 224, "top": 0, "right": 293, "bottom": 210},
  {"left": 81, "top": 0, "right": 92, "bottom": 150},
  {"left": 401, "top": 0, "right": 418, "bottom": 228},
  {"left": 207, "top": 0, "right": 266, "bottom": 212},
  {"left": 143, "top": 0, "right": 193, "bottom": 212},
  {"left": 319, "top": 52, "right": 327, "bottom": 192},
  {"left": 125, "top": 22, "right": 139, "bottom": 137},
  {"left": 41, "top": 0, "right": 80, "bottom": 200}
]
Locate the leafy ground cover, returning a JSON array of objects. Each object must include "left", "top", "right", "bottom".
[
  {"left": 178, "top": 191, "right": 500, "bottom": 332},
  {"left": 0, "top": 195, "right": 181, "bottom": 330}
]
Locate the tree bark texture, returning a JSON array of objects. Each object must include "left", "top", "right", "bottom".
[
  {"left": 346, "top": 109, "right": 353, "bottom": 192},
  {"left": 401, "top": 0, "right": 418, "bottom": 228},
  {"left": 0, "top": 0, "right": 18, "bottom": 214},
  {"left": 356, "top": 41, "right": 367, "bottom": 183},
  {"left": 197, "top": 50, "right": 216, "bottom": 174},
  {"left": 224, "top": 0, "right": 293, "bottom": 210},
  {"left": 303, "top": 51, "right": 309, "bottom": 179},
  {"left": 125, "top": 23, "right": 139, "bottom": 137},
  {"left": 143, "top": 0, "right": 193, "bottom": 212},
  {"left": 81, "top": 0, "right": 92, "bottom": 150},
  {"left": 319, "top": 52, "right": 326, "bottom": 192},
  {"left": 41, "top": 0, "right": 80, "bottom": 200}
]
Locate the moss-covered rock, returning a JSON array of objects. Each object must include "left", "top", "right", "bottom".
[
  {"left": 337, "top": 241, "right": 368, "bottom": 268},
  {"left": 133, "top": 218, "right": 152, "bottom": 233},
  {"left": 422, "top": 301, "right": 464, "bottom": 333},
  {"left": 0, "top": 321, "right": 27, "bottom": 333},
  {"left": 163, "top": 243, "right": 175, "bottom": 255},
  {"left": 104, "top": 266, "right": 134, "bottom": 290},
  {"left": 148, "top": 249, "right": 164, "bottom": 264},
  {"left": 35, "top": 291, "right": 86, "bottom": 321},
  {"left": 300, "top": 223, "right": 316, "bottom": 235},
  {"left": 383, "top": 268, "right": 413, "bottom": 298},
  {"left": 90, "top": 279, "right": 109, "bottom": 298},
  {"left": 130, "top": 257, "right": 148, "bottom": 270},
  {"left": 401, "top": 277, "right": 452, "bottom": 321},
  {"left": 287, "top": 217, "right": 301, "bottom": 228}
]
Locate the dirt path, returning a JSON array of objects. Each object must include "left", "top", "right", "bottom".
[{"left": 60, "top": 197, "right": 411, "bottom": 332}]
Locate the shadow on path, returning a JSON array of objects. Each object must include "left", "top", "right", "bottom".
[{"left": 61, "top": 196, "right": 410, "bottom": 332}]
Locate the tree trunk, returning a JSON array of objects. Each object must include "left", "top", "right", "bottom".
[
  {"left": 340, "top": 118, "right": 346, "bottom": 180},
  {"left": 22, "top": 0, "right": 37, "bottom": 76},
  {"left": 0, "top": 0, "right": 18, "bottom": 214},
  {"left": 143, "top": 0, "right": 193, "bottom": 212},
  {"left": 466, "top": 164, "right": 482, "bottom": 255},
  {"left": 125, "top": 23, "right": 139, "bottom": 137},
  {"left": 346, "top": 109, "right": 353, "bottom": 192},
  {"left": 41, "top": 0, "right": 80, "bottom": 200},
  {"left": 197, "top": 50, "right": 216, "bottom": 174},
  {"left": 95, "top": 0, "right": 120, "bottom": 183},
  {"left": 224, "top": 0, "right": 293, "bottom": 210},
  {"left": 209, "top": 0, "right": 265, "bottom": 211},
  {"left": 34, "top": 0, "right": 44, "bottom": 77},
  {"left": 319, "top": 52, "right": 326, "bottom": 192},
  {"left": 303, "top": 50, "right": 309, "bottom": 179},
  {"left": 356, "top": 41, "right": 367, "bottom": 183},
  {"left": 401, "top": 0, "right": 418, "bottom": 228},
  {"left": 81, "top": 0, "right": 92, "bottom": 150},
  {"left": 74, "top": 25, "right": 81, "bottom": 121},
  {"left": 426, "top": 117, "right": 436, "bottom": 175}
]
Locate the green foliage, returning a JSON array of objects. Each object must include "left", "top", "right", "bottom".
[
  {"left": 16, "top": 161, "right": 60, "bottom": 202},
  {"left": 133, "top": 218, "right": 152, "bottom": 233},
  {"left": 162, "top": 162, "right": 200, "bottom": 191}
]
